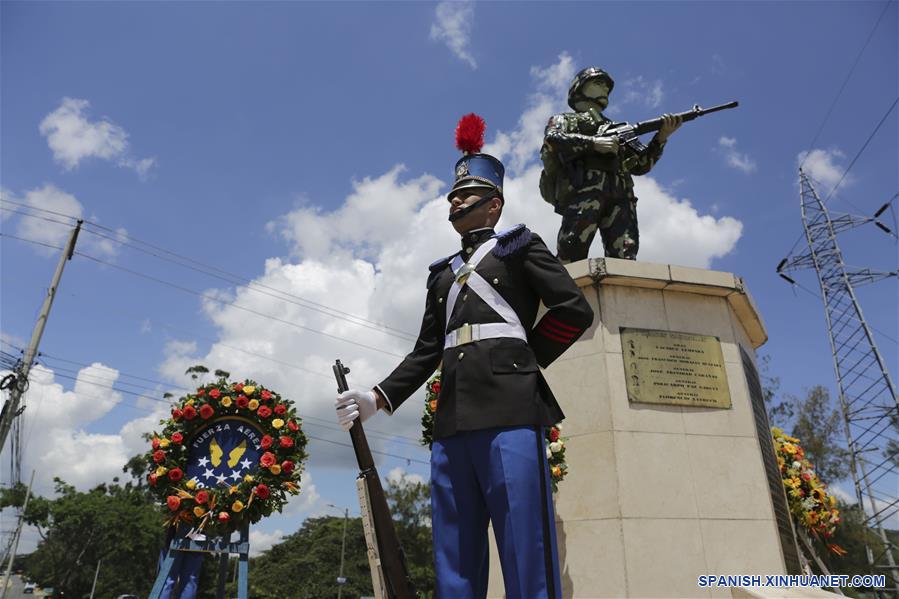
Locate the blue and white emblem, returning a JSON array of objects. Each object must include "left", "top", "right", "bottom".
[{"left": 186, "top": 418, "right": 264, "bottom": 490}]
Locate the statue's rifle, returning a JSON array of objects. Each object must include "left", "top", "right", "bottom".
[
  {"left": 590, "top": 100, "right": 739, "bottom": 144},
  {"left": 333, "top": 359, "right": 417, "bottom": 599}
]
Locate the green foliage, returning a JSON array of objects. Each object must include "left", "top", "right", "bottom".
[
  {"left": 791, "top": 385, "right": 851, "bottom": 483},
  {"left": 250, "top": 516, "right": 374, "bottom": 598},
  {"left": 250, "top": 472, "right": 434, "bottom": 598},
  {"left": 185, "top": 364, "right": 210, "bottom": 381},
  {"left": 0, "top": 478, "right": 164, "bottom": 598}
]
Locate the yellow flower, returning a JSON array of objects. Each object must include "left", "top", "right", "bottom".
[
  {"left": 156, "top": 466, "right": 168, "bottom": 476},
  {"left": 242, "top": 385, "right": 256, "bottom": 396},
  {"left": 244, "top": 475, "right": 254, "bottom": 483},
  {"left": 159, "top": 438, "right": 171, "bottom": 448},
  {"left": 221, "top": 396, "right": 233, "bottom": 407},
  {"left": 248, "top": 399, "right": 260, "bottom": 411},
  {"left": 186, "top": 479, "right": 197, "bottom": 490},
  {"left": 272, "top": 418, "right": 285, "bottom": 429},
  {"left": 269, "top": 464, "right": 282, "bottom": 475},
  {"left": 551, "top": 466, "right": 562, "bottom": 477},
  {"left": 232, "top": 500, "right": 244, "bottom": 513},
  {"left": 193, "top": 506, "right": 206, "bottom": 517},
  {"left": 229, "top": 485, "right": 238, "bottom": 495}
]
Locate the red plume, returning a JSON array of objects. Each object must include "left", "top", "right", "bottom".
[{"left": 455, "top": 113, "right": 485, "bottom": 155}]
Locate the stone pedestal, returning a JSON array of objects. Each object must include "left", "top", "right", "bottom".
[{"left": 485, "top": 258, "right": 814, "bottom": 598}]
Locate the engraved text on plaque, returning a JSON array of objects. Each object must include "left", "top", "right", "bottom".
[{"left": 620, "top": 328, "right": 731, "bottom": 408}]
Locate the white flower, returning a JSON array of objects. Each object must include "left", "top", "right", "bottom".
[
  {"left": 555, "top": 423, "right": 563, "bottom": 432},
  {"left": 549, "top": 441, "right": 563, "bottom": 453},
  {"left": 546, "top": 447, "right": 553, "bottom": 460},
  {"left": 792, "top": 461, "right": 802, "bottom": 469}
]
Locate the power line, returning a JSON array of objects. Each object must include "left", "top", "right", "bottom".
[
  {"left": 819, "top": 96, "right": 898, "bottom": 208},
  {"left": 781, "top": 96, "right": 899, "bottom": 261},
  {"left": 30, "top": 371, "right": 429, "bottom": 464},
  {"left": 799, "top": 0, "right": 895, "bottom": 169},
  {"left": 1, "top": 232, "right": 405, "bottom": 359},
  {"left": 1, "top": 199, "right": 417, "bottom": 341}
]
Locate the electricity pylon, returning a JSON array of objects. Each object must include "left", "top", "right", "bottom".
[{"left": 778, "top": 169, "right": 898, "bottom": 596}]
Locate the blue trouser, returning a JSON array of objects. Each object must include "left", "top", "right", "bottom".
[
  {"left": 430, "top": 426, "right": 561, "bottom": 599},
  {"left": 159, "top": 550, "right": 203, "bottom": 599}
]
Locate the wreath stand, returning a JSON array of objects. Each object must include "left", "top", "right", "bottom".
[{"left": 149, "top": 523, "right": 250, "bottom": 599}]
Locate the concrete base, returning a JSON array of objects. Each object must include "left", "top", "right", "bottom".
[{"left": 485, "top": 258, "right": 800, "bottom": 598}]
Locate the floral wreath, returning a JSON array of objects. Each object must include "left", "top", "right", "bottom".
[
  {"left": 420, "top": 373, "right": 569, "bottom": 492},
  {"left": 145, "top": 377, "right": 308, "bottom": 536},
  {"left": 771, "top": 427, "right": 845, "bottom": 556}
]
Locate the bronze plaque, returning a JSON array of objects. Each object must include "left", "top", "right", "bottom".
[{"left": 620, "top": 328, "right": 731, "bottom": 409}]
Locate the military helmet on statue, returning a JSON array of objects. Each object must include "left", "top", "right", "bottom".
[{"left": 567, "top": 67, "right": 615, "bottom": 111}]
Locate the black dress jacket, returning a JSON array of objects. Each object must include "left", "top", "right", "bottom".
[{"left": 376, "top": 225, "right": 594, "bottom": 440}]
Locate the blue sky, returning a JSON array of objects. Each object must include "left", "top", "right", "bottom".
[{"left": 1, "top": 1, "right": 896, "bottom": 555}]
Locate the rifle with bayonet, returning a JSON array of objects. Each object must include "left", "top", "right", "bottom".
[{"left": 333, "top": 359, "right": 417, "bottom": 599}]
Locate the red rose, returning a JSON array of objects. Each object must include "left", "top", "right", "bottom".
[
  {"left": 149, "top": 473, "right": 158, "bottom": 486},
  {"left": 168, "top": 468, "right": 183, "bottom": 482},
  {"left": 432, "top": 381, "right": 441, "bottom": 394},
  {"left": 171, "top": 432, "right": 183, "bottom": 445},
  {"left": 234, "top": 383, "right": 244, "bottom": 392},
  {"left": 218, "top": 512, "right": 230, "bottom": 522},
  {"left": 209, "top": 388, "right": 221, "bottom": 399},
  {"left": 287, "top": 420, "right": 299, "bottom": 432},
  {"left": 260, "top": 390, "right": 272, "bottom": 401},
  {"left": 257, "top": 406, "right": 272, "bottom": 419},
  {"left": 153, "top": 450, "right": 166, "bottom": 464},
  {"left": 236, "top": 395, "right": 249, "bottom": 408},
  {"left": 279, "top": 436, "right": 294, "bottom": 449},
  {"left": 182, "top": 405, "right": 197, "bottom": 420},
  {"left": 260, "top": 452, "right": 276, "bottom": 468},
  {"left": 197, "top": 388, "right": 206, "bottom": 396},
  {"left": 254, "top": 484, "right": 270, "bottom": 499},
  {"left": 152, "top": 437, "right": 161, "bottom": 449},
  {"left": 167, "top": 496, "right": 181, "bottom": 511},
  {"left": 274, "top": 404, "right": 287, "bottom": 415},
  {"left": 550, "top": 428, "right": 560, "bottom": 442},
  {"left": 260, "top": 435, "right": 273, "bottom": 449},
  {"left": 172, "top": 408, "right": 183, "bottom": 421},
  {"left": 281, "top": 460, "right": 294, "bottom": 474},
  {"left": 195, "top": 490, "right": 209, "bottom": 504},
  {"left": 200, "top": 404, "right": 214, "bottom": 420}
]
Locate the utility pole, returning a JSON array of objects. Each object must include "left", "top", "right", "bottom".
[
  {"left": 337, "top": 507, "right": 349, "bottom": 599},
  {"left": 88, "top": 558, "right": 101, "bottom": 599},
  {"left": 0, "top": 220, "right": 82, "bottom": 453},
  {"left": 0, "top": 470, "right": 34, "bottom": 599}
]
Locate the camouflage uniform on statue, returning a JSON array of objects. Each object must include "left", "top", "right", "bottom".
[{"left": 540, "top": 67, "right": 682, "bottom": 262}]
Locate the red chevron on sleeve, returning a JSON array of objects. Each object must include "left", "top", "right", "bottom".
[{"left": 536, "top": 315, "right": 582, "bottom": 344}]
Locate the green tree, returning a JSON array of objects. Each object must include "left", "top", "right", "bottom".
[
  {"left": 249, "top": 472, "right": 435, "bottom": 598},
  {"left": 0, "top": 478, "right": 164, "bottom": 598},
  {"left": 791, "top": 385, "right": 851, "bottom": 483}
]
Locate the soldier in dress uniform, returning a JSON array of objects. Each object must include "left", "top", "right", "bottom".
[
  {"left": 336, "top": 115, "right": 593, "bottom": 598},
  {"left": 540, "top": 66, "right": 683, "bottom": 262}
]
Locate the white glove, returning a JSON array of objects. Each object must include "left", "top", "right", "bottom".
[{"left": 336, "top": 389, "right": 378, "bottom": 431}]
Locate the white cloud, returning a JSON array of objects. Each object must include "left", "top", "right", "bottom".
[
  {"left": 717, "top": 136, "right": 757, "bottom": 174},
  {"left": 165, "top": 53, "right": 742, "bottom": 471},
  {"left": 607, "top": 76, "right": 665, "bottom": 116},
  {"left": 387, "top": 466, "right": 426, "bottom": 487},
  {"left": 249, "top": 528, "right": 285, "bottom": 557},
  {"left": 484, "top": 52, "right": 576, "bottom": 175},
  {"left": 430, "top": 1, "right": 477, "bottom": 69},
  {"left": 797, "top": 148, "right": 851, "bottom": 194},
  {"left": 14, "top": 184, "right": 84, "bottom": 253},
  {"left": 9, "top": 184, "right": 127, "bottom": 259},
  {"left": 39, "top": 97, "right": 156, "bottom": 177}
]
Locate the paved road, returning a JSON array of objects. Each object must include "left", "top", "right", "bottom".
[{"left": 2, "top": 574, "right": 26, "bottom": 599}]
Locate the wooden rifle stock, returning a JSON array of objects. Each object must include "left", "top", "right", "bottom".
[{"left": 333, "top": 360, "right": 418, "bottom": 599}]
